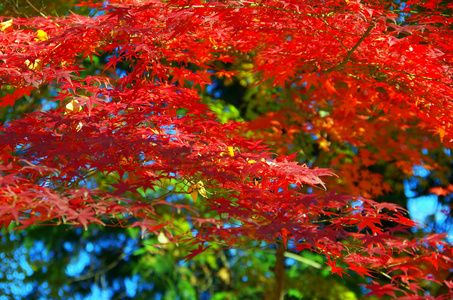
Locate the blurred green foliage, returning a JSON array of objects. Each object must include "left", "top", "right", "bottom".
[{"left": 0, "top": 0, "right": 99, "bottom": 17}]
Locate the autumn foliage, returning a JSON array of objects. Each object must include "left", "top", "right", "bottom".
[{"left": 1, "top": 0, "right": 453, "bottom": 298}]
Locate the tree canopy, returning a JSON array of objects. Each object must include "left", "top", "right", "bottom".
[{"left": 1, "top": 0, "right": 453, "bottom": 298}]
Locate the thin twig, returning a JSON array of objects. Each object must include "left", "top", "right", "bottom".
[
  {"left": 23, "top": 0, "right": 47, "bottom": 18},
  {"left": 70, "top": 252, "right": 127, "bottom": 283},
  {"left": 378, "top": 67, "right": 453, "bottom": 89},
  {"left": 324, "top": 24, "right": 374, "bottom": 74}
]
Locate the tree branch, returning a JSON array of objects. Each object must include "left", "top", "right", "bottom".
[
  {"left": 324, "top": 24, "right": 374, "bottom": 74},
  {"left": 273, "top": 241, "right": 286, "bottom": 300}
]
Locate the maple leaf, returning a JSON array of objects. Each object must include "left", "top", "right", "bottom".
[
  {"left": 301, "top": 73, "right": 320, "bottom": 91},
  {"left": 348, "top": 263, "right": 375, "bottom": 277},
  {"left": 131, "top": 220, "right": 169, "bottom": 239},
  {"left": 110, "top": 180, "right": 136, "bottom": 196},
  {"left": 324, "top": 78, "right": 339, "bottom": 95},
  {"left": 0, "top": 87, "right": 34, "bottom": 108},
  {"left": 364, "top": 281, "right": 401, "bottom": 298},
  {"left": 326, "top": 256, "right": 349, "bottom": 278},
  {"left": 433, "top": 126, "right": 447, "bottom": 142},
  {"left": 72, "top": 95, "right": 103, "bottom": 115},
  {"left": 181, "top": 243, "right": 210, "bottom": 262}
]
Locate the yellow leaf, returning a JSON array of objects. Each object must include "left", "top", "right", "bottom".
[
  {"left": 65, "top": 99, "right": 82, "bottom": 113},
  {"left": 187, "top": 184, "right": 198, "bottom": 202},
  {"left": 190, "top": 190, "right": 198, "bottom": 202},
  {"left": 227, "top": 146, "right": 234, "bottom": 157},
  {"left": 35, "top": 29, "right": 48, "bottom": 41},
  {"left": 157, "top": 232, "right": 169, "bottom": 244},
  {"left": 196, "top": 181, "right": 207, "bottom": 198},
  {"left": 76, "top": 121, "right": 83, "bottom": 131},
  {"left": 1, "top": 20, "right": 13, "bottom": 32},
  {"left": 25, "top": 59, "right": 43, "bottom": 71},
  {"left": 318, "top": 138, "right": 330, "bottom": 151},
  {"left": 187, "top": 181, "right": 207, "bottom": 202},
  {"left": 217, "top": 267, "right": 230, "bottom": 284}
]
